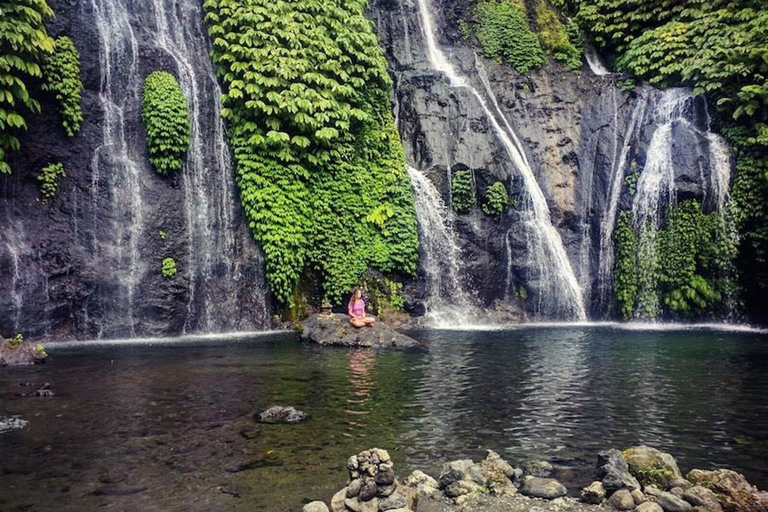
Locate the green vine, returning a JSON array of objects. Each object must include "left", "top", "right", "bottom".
[
  {"left": 41, "top": 36, "right": 82, "bottom": 137},
  {"left": 534, "top": 0, "right": 582, "bottom": 70},
  {"left": 37, "top": 162, "right": 65, "bottom": 204},
  {"left": 0, "top": 0, "right": 55, "bottom": 174},
  {"left": 202, "top": 0, "right": 419, "bottom": 305},
  {"left": 161, "top": 257, "right": 177, "bottom": 279},
  {"left": 141, "top": 71, "right": 190, "bottom": 175},
  {"left": 473, "top": 0, "right": 547, "bottom": 74},
  {"left": 482, "top": 181, "right": 509, "bottom": 217},
  {"left": 613, "top": 210, "right": 637, "bottom": 320},
  {"left": 451, "top": 170, "right": 476, "bottom": 213}
]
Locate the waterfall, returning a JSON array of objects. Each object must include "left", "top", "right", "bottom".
[
  {"left": 89, "top": 0, "right": 144, "bottom": 336},
  {"left": 414, "top": 0, "right": 586, "bottom": 320},
  {"left": 584, "top": 45, "right": 612, "bottom": 76},
  {"left": 407, "top": 167, "right": 479, "bottom": 326},
  {"left": 84, "top": 0, "right": 267, "bottom": 336}
]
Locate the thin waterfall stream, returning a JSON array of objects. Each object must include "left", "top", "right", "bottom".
[{"left": 414, "top": 0, "right": 587, "bottom": 320}]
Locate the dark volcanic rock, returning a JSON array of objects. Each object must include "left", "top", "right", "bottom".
[
  {"left": 0, "top": 338, "right": 47, "bottom": 367},
  {"left": 300, "top": 314, "right": 419, "bottom": 348}
]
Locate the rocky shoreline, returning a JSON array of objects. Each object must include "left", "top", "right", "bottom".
[{"left": 302, "top": 445, "right": 768, "bottom": 512}]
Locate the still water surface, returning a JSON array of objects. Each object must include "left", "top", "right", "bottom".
[{"left": 0, "top": 326, "right": 766, "bottom": 511}]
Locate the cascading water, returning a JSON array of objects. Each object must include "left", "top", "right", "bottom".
[
  {"left": 584, "top": 45, "right": 612, "bottom": 76},
  {"left": 83, "top": 0, "right": 267, "bottom": 336},
  {"left": 407, "top": 167, "right": 479, "bottom": 326},
  {"left": 414, "top": 0, "right": 587, "bottom": 320}
]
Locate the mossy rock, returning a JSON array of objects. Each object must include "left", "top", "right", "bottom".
[
  {"left": 622, "top": 446, "right": 682, "bottom": 489},
  {"left": 1, "top": 337, "right": 48, "bottom": 367},
  {"left": 687, "top": 469, "right": 768, "bottom": 512}
]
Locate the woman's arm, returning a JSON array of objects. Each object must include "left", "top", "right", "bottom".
[{"left": 348, "top": 301, "right": 357, "bottom": 318}]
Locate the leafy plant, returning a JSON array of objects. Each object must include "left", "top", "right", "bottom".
[
  {"left": 534, "top": 0, "right": 582, "bottom": 70},
  {"left": 613, "top": 210, "right": 637, "bottom": 320},
  {"left": 141, "top": 71, "right": 190, "bottom": 175},
  {"left": 451, "top": 170, "right": 476, "bottom": 213},
  {"left": 473, "top": 0, "right": 547, "bottom": 74},
  {"left": 458, "top": 19, "right": 473, "bottom": 40},
  {"left": 41, "top": 36, "right": 82, "bottom": 136},
  {"left": 161, "top": 257, "right": 177, "bottom": 279},
  {"left": 0, "top": 0, "right": 55, "bottom": 174},
  {"left": 37, "top": 162, "right": 65, "bottom": 204},
  {"left": 482, "top": 181, "right": 509, "bottom": 217},
  {"left": 35, "top": 344, "right": 47, "bottom": 357},
  {"left": 7, "top": 333, "right": 23, "bottom": 348},
  {"left": 516, "top": 286, "right": 528, "bottom": 300},
  {"left": 202, "top": 0, "right": 419, "bottom": 305},
  {"left": 159, "top": 230, "right": 167, "bottom": 241},
  {"left": 624, "top": 173, "right": 639, "bottom": 196}
]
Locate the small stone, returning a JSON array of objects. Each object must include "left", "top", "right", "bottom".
[
  {"left": 349, "top": 456, "right": 359, "bottom": 470},
  {"left": 380, "top": 463, "right": 393, "bottom": 472},
  {"left": 582, "top": 481, "right": 607, "bottom": 504},
  {"left": 371, "top": 454, "right": 380, "bottom": 465},
  {"left": 257, "top": 405, "right": 307, "bottom": 423},
  {"left": 637, "top": 502, "right": 665, "bottom": 512},
  {"left": 377, "top": 484, "right": 397, "bottom": 498},
  {"left": 367, "top": 464, "right": 378, "bottom": 477},
  {"left": 331, "top": 488, "right": 347, "bottom": 512},
  {"left": 610, "top": 489, "right": 636, "bottom": 510},
  {"left": 375, "top": 469, "right": 395, "bottom": 486},
  {"left": 657, "top": 491, "right": 694, "bottom": 512},
  {"left": 303, "top": 502, "right": 330, "bottom": 512},
  {"left": 520, "top": 460, "right": 554, "bottom": 478},
  {"left": 351, "top": 470, "right": 360, "bottom": 479},
  {"left": 445, "top": 480, "right": 480, "bottom": 498},
  {"left": 374, "top": 449, "right": 391, "bottom": 463},
  {"left": 632, "top": 489, "right": 647, "bottom": 505},
  {"left": 520, "top": 476, "right": 567, "bottom": 499},
  {"left": 682, "top": 486, "right": 722, "bottom": 512},
  {"left": 359, "top": 480, "right": 378, "bottom": 502},
  {"left": 402, "top": 470, "right": 440, "bottom": 496},
  {"left": 438, "top": 460, "right": 475, "bottom": 489},
  {"left": 347, "top": 479, "right": 363, "bottom": 498},
  {"left": 345, "top": 497, "right": 378, "bottom": 512},
  {"left": 670, "top": 478, "right": 693, "bottom": 490},
  {"left": 379, "top": 492, "right": 407, "bottom": 511},
  {"left": 645, "top": 485, "right": 663, "bottom": 498}
]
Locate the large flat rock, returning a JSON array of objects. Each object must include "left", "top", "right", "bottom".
[{"left": 300, "top": 314, "right": 420, "bottom": 348}]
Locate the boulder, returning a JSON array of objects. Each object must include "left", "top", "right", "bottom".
[
  {"left": 479, "top": 450, "right": 516, "bottom": 496},
  {"left": 438, "top": 459, "right": 477, "bottom": 488},
  {"left": 687, "top": 469, "right": 768, "bottom": 512},
  {"left": 611, "top": 489, "right": 637, "bottom": 510},
  {"left": 582, "top": 481, "right": 607, "bottom": 504},
  {"left": 633, "top": 490, "right": 648, "bottom": 505},
  {"left": 303, "top": 502, "right": 330, "bottom": 512},
  {"left": 379, "top": 492, "right": 407, "bottom": 511},
  {"left": 300, "top": 314, "right": 420, "bottom": 348},
  {"left": 0, "top": 338, "right": 47, "bottom": 367},
  {"left": 645, "top": 486, "right": 664, "bottom": 498},
  {"left": 657, "top": 491, "right": 694, "bottom": 512},
  {"left": 521, "top": 460, "right": 554, "bottom": 478},
  {"left": 331, "top": 488, "right": 348, "bottom": 512},
  {"left": 599, "top": 449, "right": 642, "bottom": 493},
  {"left": 257, "top": 405, "right": 307, "bottom": 423},
  {"left": 520, "top": 476, "right": 568, "bottom": 499},
  {"left": 623, "top": 446, "right": 682, "bottom": 489},
  {"left": 345, "top": 496, "right": 379, "bottom": 512},
  {"left": 683, "top": 486, "right": 723, "bottom": 512}
]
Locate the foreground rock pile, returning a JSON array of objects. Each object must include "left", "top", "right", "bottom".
[{"left": 305, "top": 445, "right": 768, "bottom": 512}]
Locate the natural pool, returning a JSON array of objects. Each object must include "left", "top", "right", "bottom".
[{"left": 1, "top": 325, "right": 767, "bottom": 511}]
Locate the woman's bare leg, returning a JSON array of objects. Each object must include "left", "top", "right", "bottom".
[
  {"left": 363, "top": 316, "right": 376, "bottom": 326},
  {"left": 350, "top": 317, "right": 366, "bottom": 328}
]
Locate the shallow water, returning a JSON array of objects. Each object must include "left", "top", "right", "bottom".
[{"left": 1, "top": 326, "right": 767, "bottom": 511}]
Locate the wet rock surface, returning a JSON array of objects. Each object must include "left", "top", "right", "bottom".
[
  {"left": 300, "top": 314, "right": 420, "bottom": 348},
  {"left": 256, "top": 405, "right": 307, "bottom": 424}
]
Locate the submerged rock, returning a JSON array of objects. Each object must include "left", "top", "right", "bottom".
[
  {"left": 256, "top": 405, "right": 307, "bottom": 424},
  {"left": 300, "top": 314, "right": 419, "bottom": 348},
  {"left": 0, "top": 416, "right": 29, "bottom": 434}
]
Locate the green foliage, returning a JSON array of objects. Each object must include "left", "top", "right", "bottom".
[
  {"left": 40, "top": 36, "right": 82, "bottom": 136},
  {"left": 7, "top": 333, "right": 23, "bottom": 348},
  {"left": 37, "top": 162, "right": 65, "bottom": 204},
  {"left": 387, "top": 278, "right": 405, "bottom": 311},
  {"left": 141, "top": 71, "right": 190, "bottom": 175},
  {"left": 534, "top": 0, "right": 582, "bottom": 70},
  {"left": 458, "top": 19, "right": 473, "bottom": 40},
  {"left": 482, "top": 181, "right": 509, "bottom": 217},
  {"left": 633, "top": 464, "right": 674, "bottom": 488},
  {"left": 473, "top": 0, "right": 547, "bottom": 74},
  {"left": 202, "top": 0, "right": 419, "bottom": 305},
  {"left": 624, "top": 172, "right": 639, "bottom": 196},
  {"left": 161, "top": 257, "right": 177, "bottom": 279},
  {"left": 0, "top": 0, "right": 55, "bottom": 174},
  {"left": 516, "top": 286, "right": 528, "bottom": 300},
  {"left": 451, "top": 170, "right": 476, "bottom": 213},
  {"left": 159, "top": 230, "right": 167, "bottom": 241},
  {"left": 35, "top": 343, "right": 47, "bottom": 357},
  {"left": 613, "top": 211, "right": 637, "bottom": 320}
]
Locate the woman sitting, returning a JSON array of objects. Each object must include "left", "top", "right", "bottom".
[{"left": 348, "top": 287, "right": 376, "bottom": 327}]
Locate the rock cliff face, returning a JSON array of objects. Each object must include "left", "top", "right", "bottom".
[
  {"left": 368, "top": 0, "right": 729, "bottom": 321},
  {"left": 0, "top": 0, "right": 270, "bottom": 341}
]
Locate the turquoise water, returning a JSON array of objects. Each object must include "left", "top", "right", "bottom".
[{"left": 0, "top": 326, "right": 766, "bottom": 511}]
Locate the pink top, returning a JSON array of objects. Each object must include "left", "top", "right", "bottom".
[{"left": 349, "top": 299, "right": 365, "bottom": 318}]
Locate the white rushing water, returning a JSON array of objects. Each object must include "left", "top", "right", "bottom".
[
  {"left": 584, "top": 45, "right": 612, "bottom": 76},
  {"left": 407, "top": 167, "right": 479, "bottom": 326},
  {"left": 415, "top": 0, "right": 586, "bottom": 320},
  {"left": 90, "top": 0, "right": 144, "bottom": 336}
]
